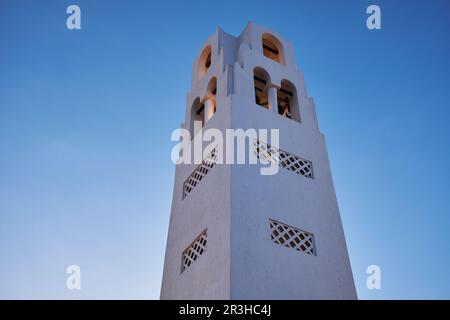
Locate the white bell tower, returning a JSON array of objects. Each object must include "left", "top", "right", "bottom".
[{"left": 160, "top": 22, "right": 357, "bottom": 300}]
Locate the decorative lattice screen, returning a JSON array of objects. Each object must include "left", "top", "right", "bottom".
[
  {"left": 269, "top": 219, "right": 316, "bottom": 256},
  {"left": 181, "top": 229, "right": 207, "bottom": 273},
  {"left": 183, "top": 147, "right": 218, "bottom": 199},
  {"left": 253, "top": 140, "right": 313, "bottom": 179}
]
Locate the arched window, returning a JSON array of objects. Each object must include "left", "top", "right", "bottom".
[
  {"left": 254, "top": 67, "right": 270, "bottom": 108},
  {"left": 277, "top": 80, "right": 300, "bottom": 122},
  {"left": 204, "top": 77, "right": 217, "bottom": 120},
  {"left": 262, "top": 33, "right": 284, "bottom": 64},
  {"left": 190, "top": 98, "right": 204, "bottom": 138},
  {"left": 198, "top": 45, "right": 212, "bottom": 79}
]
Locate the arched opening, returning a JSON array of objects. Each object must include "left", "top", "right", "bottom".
[
  {"left": 204, "top": 77, "right": 217, "bottom": 120},
  {"left": 190, "top": 97, "right": 204, "bottom": 138},
  {"left": 254, "top": 67, "right": 270, "bottom": 109},
  {"left": 198, "top": 45, "right": 212, "bottom": 79},
  {"left": 262, "top": 33, "right": 284, "bottom": 64},
  {"left": 277, "top": 80, "right": 300, "bottom": 122}
]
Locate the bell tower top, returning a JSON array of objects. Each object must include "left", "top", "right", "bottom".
[{"left": 184, "top": 22, "right": 318, "bottom": 139}]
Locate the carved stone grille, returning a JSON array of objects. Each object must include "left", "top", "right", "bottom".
[
  {"left": 254, "top": 140, "right": 313, "bottom": 179},
  {"left": 181, "top": 230, "right": 207, "bottom": 273},
  {"left": 182, "top": 147, "right": 218, "bottom": 199},
  {"left": 269, "top": 219, "right": 316, "bottom": 256}
]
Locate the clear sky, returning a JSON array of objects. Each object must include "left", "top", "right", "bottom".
[{"left": 1, "top": 0, "right": 450, "bottom": 299}]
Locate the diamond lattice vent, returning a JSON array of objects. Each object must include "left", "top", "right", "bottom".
[
  {"left": 183, "top": 147, "right": 218, "bottom": 199},
  {"left": 181, "top": 229, "right": 208, "bottom": 273},
  {"left": 254, "top": 140, "right": 313, "bottom": 179},
  {"left": 269, "top": 219, "right": 316, "bottom": 256}
]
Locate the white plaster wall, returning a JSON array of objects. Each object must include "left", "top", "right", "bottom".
[
  {"left": 160, "top": 108, "right": 232, "bottom": 300},
  {"left": 229, "top": 98, "right": 356, "bottom": 299},
  {"left": 160, "top": 27, "right": 235, "bottom": 299},
  {"left": 228, "top": 23, "right": 356, "bottom": 299}
]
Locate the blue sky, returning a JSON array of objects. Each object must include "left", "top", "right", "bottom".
[{"left": 1, "top": 0, "right": 450, "bottom": 299}]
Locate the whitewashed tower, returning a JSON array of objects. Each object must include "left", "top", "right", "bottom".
[{"left": 160, "top": 23, "right": 357, "bottom": 299}]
